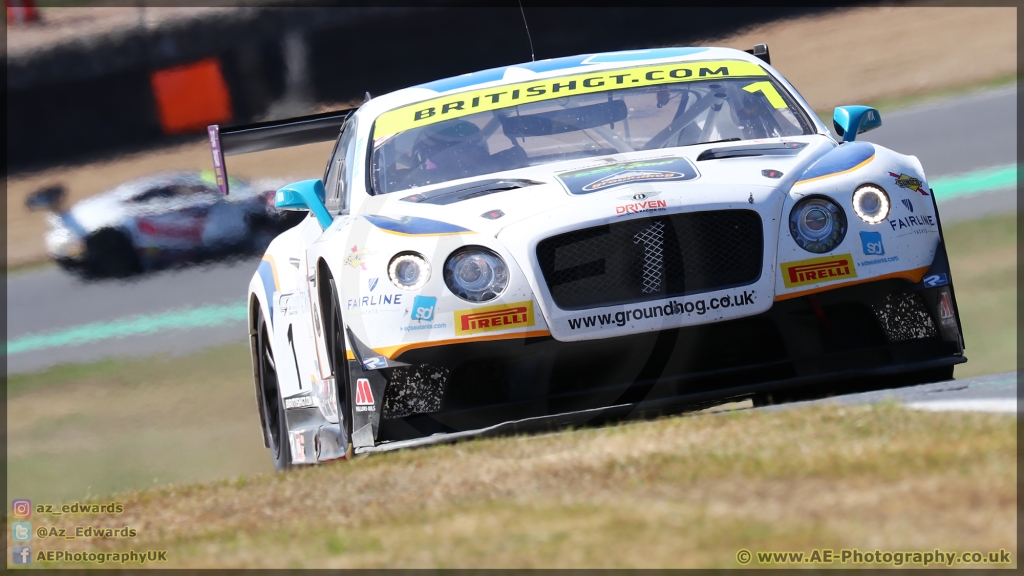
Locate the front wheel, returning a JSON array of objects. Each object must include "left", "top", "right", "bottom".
[
  {"left": 84, "top": 228, "right": 141, "bottom": 278},
  {"left": 326, "top": 277, "right": 353, "bottom": 453},
  {"left": 256, "top": 309, "right": 291, "bottom": 471}
]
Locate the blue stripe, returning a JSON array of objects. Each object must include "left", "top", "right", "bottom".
[
  {"left": 797, "top": 141, "right": 875, "bottom": 182},
  {"left": 256, "top": 260, "right": 277, "bottom": 322},
  {"left": 364, "top": 215, "right": 470, "bottom": 235}
]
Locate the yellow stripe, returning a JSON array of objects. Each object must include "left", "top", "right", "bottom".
[
  {"left": 793, "top": 154, "right": 875, "bottom": 186},
  {"left": 774, "top": 266, "right": 929, "bottom": 301},
  {"left": 374, "top": 60, "right": 767, "bottom": 140},
  {"left": 262, "top": 254, "right": 280, "bottom": 290},
  {"left": 373, "top": 330, "right": 552, "bottom": 359},
  {"left": 378, "top": 228, "right": 474, "bottom": 238}
]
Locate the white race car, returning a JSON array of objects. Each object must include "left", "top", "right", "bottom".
[
  {"left": 212, "top": 44, "right": 965, "bottom": 468},
  {"left": 27, "top": 171, "right": 298, "bottom": 277}
]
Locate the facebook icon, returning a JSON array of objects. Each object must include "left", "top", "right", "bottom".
[
  {"left": 859, "top": 231, "right": 885, "bottom": 256},
  {"left": 13, "top": 546, "right": 32, "bottom": 565}
]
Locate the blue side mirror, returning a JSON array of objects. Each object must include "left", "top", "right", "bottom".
[
  {"left": 275, "top": 179, "right": 333, "bottom": 229},
  {"left": 833, "top": 105, "right": 882, "bottom": 143}
]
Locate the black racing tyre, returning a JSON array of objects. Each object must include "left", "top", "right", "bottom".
[
  {"left": 54, "top": 257, "right": 80, "bottom": 274},
  {"left": 84, "top": 228, "right": 141, "bottom": 278},
  {"left": 327, "top": 277, "right": 354, "bottom": 452},
  {"left": 257, "top": 309, "right": 291, "bottom": 471}
]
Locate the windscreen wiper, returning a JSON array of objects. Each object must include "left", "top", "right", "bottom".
[{"left": 693, "top": 137, "right": 741, "bottom": 146}]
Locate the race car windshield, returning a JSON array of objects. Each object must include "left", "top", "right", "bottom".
[{"left": 371, "top": 71, "right": 814, "bottom": 194}]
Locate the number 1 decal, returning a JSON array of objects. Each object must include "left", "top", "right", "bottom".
[{"left": 743, "top": 81, "right": 787, "bottom": 109}]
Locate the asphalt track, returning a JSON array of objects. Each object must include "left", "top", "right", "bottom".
[
  {"left": 6, "top": 87, "right": 1017, "bottom": 375},
  {"left": 756, "top": 372, "right": 1018, "bottom": 414}
]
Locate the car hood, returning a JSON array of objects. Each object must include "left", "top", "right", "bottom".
[{"left": 360, "top": 135, "right": 836, "bottom": 238}]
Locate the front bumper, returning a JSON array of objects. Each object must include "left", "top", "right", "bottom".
[{"left": 349, "top": 275, "right": 964, "bottom": 453}]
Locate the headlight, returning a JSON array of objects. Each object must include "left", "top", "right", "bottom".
[
  {"left": 789, "top": 196, "right": 847, "bottom": 253},
  {"left": 852, "top": 184, "right": 890, "bottom": 224},
  {"left": 444, "top": 247, "right": 509, "bottom": 302},
  {"left": 388, "top": 253, "right": 430, "bottom": 290}
]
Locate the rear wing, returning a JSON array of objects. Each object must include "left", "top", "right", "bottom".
[{"left": 207, "top": 108, "right": 355, "bottom": 194}]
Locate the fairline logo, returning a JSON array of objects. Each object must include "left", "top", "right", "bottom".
[
  {"left": 355, "top": 378, "right": 375, "bottom": 411},
  {"left": 455, "top": 301, "right": 535, "bottom": 335},
  {"left": 780, "top": 254, "right": 857, "bottom": 288},
  {"left": 615, "top": 199, "right": 668, "bottom": 215}
]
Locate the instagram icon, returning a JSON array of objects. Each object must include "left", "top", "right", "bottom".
[{"left": 12, "top": 499, "right": 31, "bottom": 518}]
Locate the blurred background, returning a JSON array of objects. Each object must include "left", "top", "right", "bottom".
[{"left": 5, "top": 3, "right": 1017, "bottom": 504}]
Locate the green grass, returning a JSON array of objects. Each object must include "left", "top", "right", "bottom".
[
  {"left": 942, "top": 212, "right": 1017, "bottom": 377},
  {"left": 6, "top": 342, "right": 271, "bottom": 504},
  {"left": 5, "top": 259, "right": 56, "bottom": 278},
  {"left": 9, "top": 404, "right": 1016, "bottom": 568}
]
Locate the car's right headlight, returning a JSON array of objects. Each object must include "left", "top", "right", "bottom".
[
  {"left": 388, "top": 253, "right": 430, "bottom": 290},
  {"left": 789, "top": 196, "right": 847, "bottom": 253},
  {"left": 444, "top": 247, "right": 509, "bottom": 302}
]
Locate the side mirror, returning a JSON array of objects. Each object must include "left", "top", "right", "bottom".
[
  {"left": 275, "top": 179, "right": 333, "bottom": 229},
  {"left": 833, "top": 106, "right": 882, "bottom": 143}
]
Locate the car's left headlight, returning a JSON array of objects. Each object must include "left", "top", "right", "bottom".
[
  {"left": 789, "top": 196, "right": 847, "bottom": 253},
  {"left": 444, "top": 247, "right": 509, "bottom": 302}
]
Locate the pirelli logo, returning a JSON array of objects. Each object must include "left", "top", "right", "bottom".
[
  {"left": 455, "top": 301, "right": 535, "bottom": 336},
  {"left": 781, "top": 254, "right": 857, "bottom": 289}
]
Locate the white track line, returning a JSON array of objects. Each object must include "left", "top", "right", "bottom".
[{"left": 905, "top": 399, "right": 1017, "bottom": 414}]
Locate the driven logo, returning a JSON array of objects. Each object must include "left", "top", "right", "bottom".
[
  {"left": 355, "top": 378, "right": 375, "bottom": 411},
  {"left": 615, "top": 199, "right": 668, "bottom": 215},
  {"left": 859, "top": 231, "right": 884, "bottom": 256},
  {"left": 781, "top": 254, "right": 857, "bottom": 289},
  {"left": 455, "top": 301, "right": 535, "bottom": 335}
]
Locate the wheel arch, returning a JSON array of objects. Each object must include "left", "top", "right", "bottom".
[
  {"left": 249, "top": 291, "right": 271, "bottom": 448},
  {"left": 316, "top": 257, "right": 341, "bottom": 371}
]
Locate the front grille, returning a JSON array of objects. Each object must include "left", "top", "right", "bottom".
[{"left": 536, "top": 210, "right": 763, "bottom": 310}]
